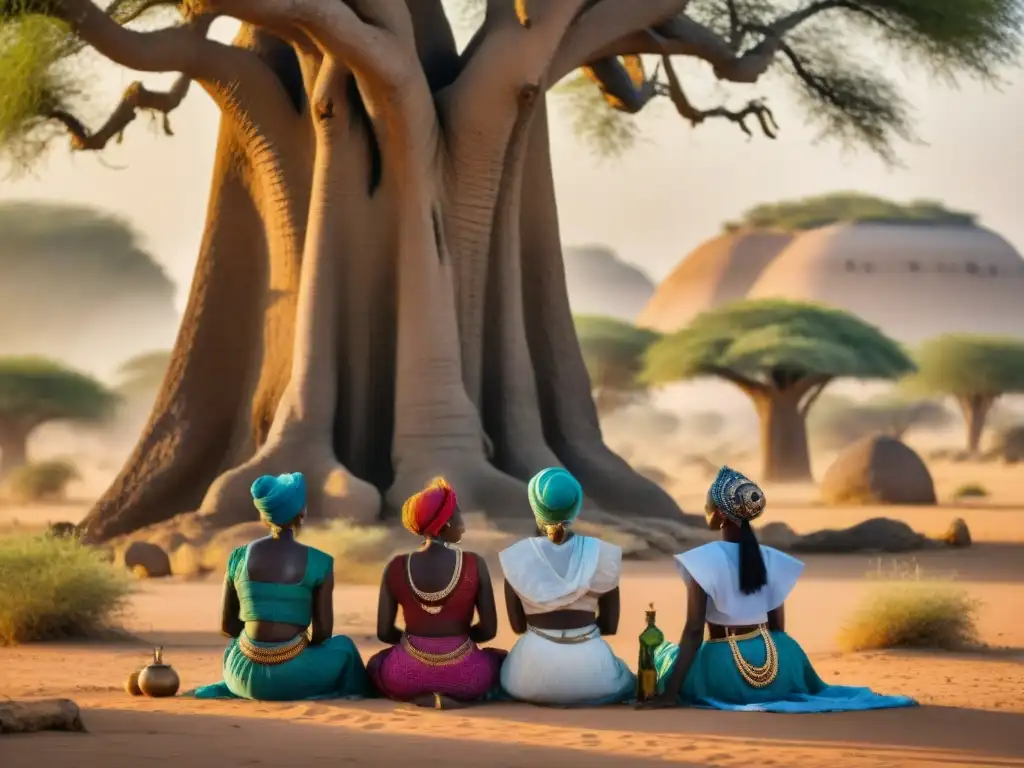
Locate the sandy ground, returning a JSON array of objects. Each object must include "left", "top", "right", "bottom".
[
  {"left": 2, "top": 455, "right": 1024, "bottom": 767},
  {"left": 2, "top": 548, "right": 1023, "bottom": 768}
]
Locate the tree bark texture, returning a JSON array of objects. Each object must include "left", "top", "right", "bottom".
[
  {"left": 957, "top": 394, "right": 996, "bottom": 457},
  {"left": 75, "top": 2, "right": 686, "bottom": 541},
  {"left": 755, "top": 393, "right": 813, "bottom": 483},
  {"left": 0, "top": 420, "right": 31, "bottom": 476}
]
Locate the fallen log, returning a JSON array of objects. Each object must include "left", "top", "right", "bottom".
[{"left": 0, "top": 699, "right": 86, "bottom": 734}]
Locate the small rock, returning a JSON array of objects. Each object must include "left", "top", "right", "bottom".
[
  {"left": 123, "top": 541, "right": 171, "bottom": 579},
  {"left": 942, "top": 518, "right": 972, "bottom": 548}
]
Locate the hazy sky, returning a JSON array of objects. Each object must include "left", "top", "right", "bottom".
[{"left": 3, "top": 15, "right": 1023, "bottom": 312}]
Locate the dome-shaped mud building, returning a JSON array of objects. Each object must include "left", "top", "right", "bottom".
[
  {"left": 641, "top": 222, "right": 1024, "bottom": 342},
  {"left": 636, "top": 230, "right": 793, "bottom": 332}
]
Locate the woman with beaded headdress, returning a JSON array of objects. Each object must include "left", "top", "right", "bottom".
[
  {"left": 367, "top": 477, "right": 506, "bottom": 709},
  {"left": 642, "top": 466, "right": 917, "bottom": 712},
  {"left": 188, "top": 473, "right": 368, "bottom": 700},
  {"left": 499, "top": 467, "right": 636, "bottom": 706}
]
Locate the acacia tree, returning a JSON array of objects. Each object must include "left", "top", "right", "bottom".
[
  {"left": 575, "top": 315, "right": 659, "bottom": 415},
  {"left": 642, "top": 299, "right": 915, "bottom": 481},
  {"left": 1, "top": 0, "right": 1018, "bottom": 540},
  {"left": 809, "top": 392, "right": 952, "bottom": 450},
  {"left": 0, "top": 357, "right": 118, "bottom": 475},
  {"left": 907, "top": 334, "right": 1024, "bottom": 456},
  {"left": 115, "top": 350, "right": 172, "bottom": 401}
]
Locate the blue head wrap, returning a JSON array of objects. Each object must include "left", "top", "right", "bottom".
[
  {"left": 708, "top": 465, "right": 766, "bottom": 525},
  {"left": 251, "top": 472, "right": 307, "bottom": 528},
  {"left": 528, "top": 467, "right": 584, "bottom": 526}
]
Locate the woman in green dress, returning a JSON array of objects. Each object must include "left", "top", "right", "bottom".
[{"left": 188, "top": 472, "right": 368, "bottom": 701}]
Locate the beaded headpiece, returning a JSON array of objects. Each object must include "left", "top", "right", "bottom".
[{"left": 708, "top": 466, "right": 766, "bottom": 525}]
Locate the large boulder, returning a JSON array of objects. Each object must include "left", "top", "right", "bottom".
[
  {"left": 820, "top": 435, "right": 937, "bottom": 505},
  {"left": 992, "top": 424, "right": 1024, "bottom": 464},
  {"left": 123, "top": 540, "right": 171, "bottom": 579},
  {"left": 791, "top": 518, "right": 932, "bottom": 553}
]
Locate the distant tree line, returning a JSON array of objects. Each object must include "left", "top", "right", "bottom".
[{"left": 576, "top": 302, "right": 1024, "bottom": 482}]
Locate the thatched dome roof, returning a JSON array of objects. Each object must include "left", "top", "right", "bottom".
[
  {"left": 746, "top": 222, "right": 1024, "bottom": 343},
  {"left": 637, "top": 230, "right": 793, "bottom": 331}
]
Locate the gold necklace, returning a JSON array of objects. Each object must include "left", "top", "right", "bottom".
[
  {"left": 726, "top": 625, "right": 779, "bottom": 688},
  {"left": 406, "top": 546, "right": 463, "bottom": 615}
]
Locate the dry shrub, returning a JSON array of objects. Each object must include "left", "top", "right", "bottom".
[
  {"left": 5, "top": 459, "right": 79, "bottom": 503},
  {"left": 300, "top": 521, "right": 395, "bottom": 584},
  {"left": 0, "top": 533, "right": 132, "bottom": 645},
  {"left": 952, "top": 482, "right": 988, "bottom": 499},
  {"left": 838, "top": 581, "right": 980, "bottom": 652}
]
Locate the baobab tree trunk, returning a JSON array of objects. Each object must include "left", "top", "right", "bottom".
[
  {"left": 75, "top": 2, "right": 684, "bottom": 542},
  {"left": 0, "top": 422, "right": 30, "bottom": 476},
  {"left": 957, "top": 394, "right": 996, "bottom": 457},
  {"left": 755, "top": 393, "right": 813, "bottom": 483}
]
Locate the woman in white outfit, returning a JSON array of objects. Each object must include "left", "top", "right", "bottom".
[
  {"left": 499, "top": 467, "right": 636, "bottom": 706},
  {"left": 645, "top": 465, "right": 917, "bottom": 713}
]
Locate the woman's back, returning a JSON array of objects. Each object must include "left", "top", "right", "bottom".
[
  {"left": 674, "top": 541, "right": 803, "bottom": 627},
  {"left": 387, "top": 549, "right": 480, "bottom": 636},
  {"left": 501, "top": 535, "right": 621, "bottom": 616},
  {"left": 231, "top": 541, "right": 333, "bottom": 627}
]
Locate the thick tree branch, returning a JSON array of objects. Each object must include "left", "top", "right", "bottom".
[
  {"left": 201, "top": 0, "right": 411, "bottom": 92},
  {"left": 589, "top": 0, "right": 852, "bottom": 84},
  {"left": 60, "top": 0, "right": 219, "bottom": 77},
  {"left": 797, "top": 376, "right": 832, "bottom": 415},
  {"left": 580, "top": 56, "right": 660, "bottom": 114},
  {"left": 659, "top": 54, "right": 777, "bottom": 137},
  {"left": 549, "top": 0, "right": 686, "bottom": 83},
  {"left": 704, "top": 366, "right": 769, "bottom": 397},
  {"left": 48, "top": 74, "right": 190, "bottom": 151}
]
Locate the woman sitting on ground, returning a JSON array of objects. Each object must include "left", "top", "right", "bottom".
[
  {"left": 499, "top": 467, "right": 635, "bottom": 707},
  {"left": 367, "top": 477, "right": 505, "bottom": 709},
  {"left": 644, "top": 465, "right": 917, "bottom": 712},
  {"left": 189, "top": 472, "right": 368, "bottom": 701}
]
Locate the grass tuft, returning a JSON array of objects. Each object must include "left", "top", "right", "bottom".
[
  {"left": 838, "top": 578, "right": 980, "bottom": 652},
  {"left": 0, "top": 532, "right": 132, "bottom": 645}
]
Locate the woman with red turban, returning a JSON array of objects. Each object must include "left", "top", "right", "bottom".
[{"left": 367, "top": 477, "right": 506, "bottom": 708}]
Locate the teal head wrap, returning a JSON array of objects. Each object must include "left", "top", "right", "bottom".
[
  {"left": 251, "top": 472, "right": 307, "bottom": 528},
  {"left": 528, "top": 467, "right": 584, "bottom": 527},
  {"left": 708, "top": 465, "right": 766, "bottom": 526}
]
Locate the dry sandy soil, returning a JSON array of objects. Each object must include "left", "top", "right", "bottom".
[{"left": 2, "top": 458, "right": 1023, "bottom": 767}]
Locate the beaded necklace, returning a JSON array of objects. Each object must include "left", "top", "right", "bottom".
[{"left": 406, "top": 544, "right": 463, "bottom": 615}]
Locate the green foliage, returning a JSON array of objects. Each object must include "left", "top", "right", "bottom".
[
  {"left": 907, "top": 334, "right": 1024, "bottom": 397},
  {"left": 809, "top": 392, "right": 953, "bottom": 449},
  {"left": 562, "top": 0, "right": 1021, "bottom": 161},
  {"left": 0, "top": 356, "right": 118, "bottom": 426},
  {"left": 642, "top": 299, "right": 915, "bottom": 387},
  {"left": 116, "top": 349, "right": 171, "bottom": 400},
  {"left": 555, "top": 72, "right": 643, "bottom": 159},
  {"left": 0, "top": 1, "right": 79, "bottom": 173},
  {"left": 0, "top": 532, "right": 131, "bottom": 644},
  {"left": 575, "top": 315, "right": 660, "bottom": 413},
  {"left": 722, "top": 192, "right": 977, "bottom": 232},
  {"left": 837, "top": 582, "right": 979, "bottom": 652},
  {"left": 6, "top": 458, "right": 79, "bottom": 502}
]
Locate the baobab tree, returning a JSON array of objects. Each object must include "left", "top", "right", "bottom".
[{"left": 0, "top": 1, "right": 1018, "bottom": 540}]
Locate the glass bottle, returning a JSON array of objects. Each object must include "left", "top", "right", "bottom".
[{"left": 636, "top": 602, "right": 664, "bottom": 701}]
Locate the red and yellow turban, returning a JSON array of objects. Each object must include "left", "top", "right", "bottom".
[{"left": 402, "top": 477, "right": 457, "bottom": 538}]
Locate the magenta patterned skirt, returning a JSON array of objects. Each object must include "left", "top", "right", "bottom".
[{"left": 367, "top": 635, "right": 506, "bottom": 702}]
